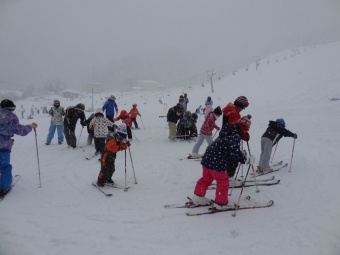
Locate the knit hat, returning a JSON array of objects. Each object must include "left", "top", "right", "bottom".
[
  {"left": 234, "top": 96, "right": 249, "bottom": 109},
  {"left": 75, "top": 103, "right": 85, "bottom": 111},
  {"left": 236, "top": 116, "right": 251, "bottom": 132},
  {"left": 110, "top": 95, "right": 116, "bottom": 101},
  {"left": 117, "top": 123, "right": 127, "bottom": 135},
  {"left": 133, "top": 104, "right": 137, "bottom": 107},
  {"left": 0, "top": 99, "right": 16, "bottom": 111},
  {"left": 276, "top": 118, "right": 285, "bottom": 127},
  {"left": 54, "top": 99, "right": 60, "bottom": 104},
  {"left": 213, "top": 106, "right": 222, "bottom": 116},
  {"left": 95, "top": 108, "right": 104, "bottom": 117}
]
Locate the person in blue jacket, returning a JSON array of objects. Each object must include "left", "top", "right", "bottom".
[
  {"left": 102, "top": 95, "right": 118, "bottom": 123},
  {"left": 0, "top": 99, "right": 37, "bottom": 197}
]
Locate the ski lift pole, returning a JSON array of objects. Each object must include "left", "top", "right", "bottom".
[
  {"left": 289, "top": 139, "right": 296, "bottom": 173},
  {"left": 33, "top": 127, "right": 42, "bottom": 188}
]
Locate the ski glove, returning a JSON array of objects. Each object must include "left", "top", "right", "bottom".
[
  {"left": 293, "top": 133, "right": 297, "bottom": 139},
  {"left": 245, "top": 155, "right": 255, "bottom": 165},
  {"left": 31, "top": 122, "right": 38, "bottom": 128},
  {"left": 242, "top": 132, "right": 250, "bottom": 141}
]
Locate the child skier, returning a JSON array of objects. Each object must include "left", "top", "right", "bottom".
[
  {"left": 114, "top": 110, "right": 133, "bottom": 140},
  {"left": 222, "top": 96, "right": 249, "bottom": 127},
  {"left": 257, "top": 118, "right": 297, "bottom": 173},
  {"left": 190, "top": 106, "right": 222, "bottom": 158},
  {"left": 89, "top": 108, "right": 115, "bottom": 155},
  {"left": 96, "top": 123, "right": 130, "bottom": 187},
  {"left": 129, "top": 104, "right": 141, "bottom": 129},
  {"left": 0, "top": 99, "right": 37, "bottom": 197},
  {"left": 46, "top": 99, "right": 65, "bottom": 145},
  {"left": 189, "top": 116, "right": 255, "bottom": 210}
]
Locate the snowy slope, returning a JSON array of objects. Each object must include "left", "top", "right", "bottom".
[{"left": 1, "top": 41, "right": 340, "bottom": 255}]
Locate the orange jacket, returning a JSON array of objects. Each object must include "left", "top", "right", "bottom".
[
  {"left": 222, "top": 102, "right": 242, "bottom": 124},
  {"left": 129, "top": 107, "right": 140, "bottom": 118}
]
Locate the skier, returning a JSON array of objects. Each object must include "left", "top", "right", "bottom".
[
  {"left": 96, "top": 123, "right": 130, "bottom": 187},
  {"left": 114, "top": 110, "right": 133, "bottom": 140},
  {"left": 85, "top": 113, "right": 95, "bottom": 145},
  {"left": 257, "top": 118, "right": 297, "bottom": 173},
  {"left": 176, "top": 111, "right": 193, "bottom": 140},
  {"left": 222, "top": 96, "right": 249, "bottom": 127},
  {"left": 102, "top": 95, "right": 118, "bottom": 131},
  {"left": 166, "top": 103, "right": 183, "bottom": 141},
  {"left": 205, "top": 96, "right": 213, "bottom": 107},
  {"left": 46, "top": 99, "right": 65, "bottom": 145},
  {"left": 183, "top": 93, "right": 189, "bottom": 112},
  {"left": 89, "top": 108, "right": 115, "bottom": 155},
  {"left": 190, "top": 106, "right": 222, "bottom": 158},
  {"left": 63, "top": 103, "right": 86, "bottom": 148},
  {"left": 129, "top": 104, "right": 141, "bottom": 129},
  {"left": 188, "top": 113, "right": 198, "bottom": 138},
  {"left": 189, "top": 116, "right": 255, "bottom": 210},
  {"left": 0, "top": 99, "right": 37, "bottom": 197}
]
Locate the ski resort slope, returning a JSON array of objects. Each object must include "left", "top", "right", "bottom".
[{"left": 1, "top": 41, "right": 340, "bottom": 255}]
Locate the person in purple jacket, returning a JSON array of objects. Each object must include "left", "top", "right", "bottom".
[{"left": 0, "top": 99, "right": 37, "bottom": 197}]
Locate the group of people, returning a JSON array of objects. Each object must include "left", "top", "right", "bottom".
[
  {"left": 0, "top": 95, "right": 142, "bottom": 196},
  {"left": 183, "top": 96, "right": 298, "bottom": 210}
]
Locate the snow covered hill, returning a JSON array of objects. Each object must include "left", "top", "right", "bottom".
[{"left": 1, "top": 41, "right": 340, "bottom": 255}]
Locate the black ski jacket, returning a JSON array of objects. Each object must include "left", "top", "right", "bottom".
[
  {"left": 167, "top": 103, "right": 183, "bottom": 123},
  {"left": 64, "top": 104, "right": 86, "bottom": 130},
  {"left": 262, "top": 121, "right": 295, "bottom": 146}
]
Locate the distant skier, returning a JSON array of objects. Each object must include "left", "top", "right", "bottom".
[
  {"left": 89, "top": 108, "right": 115, "bottom": 155},
  {"left": 96, "top": 123, "right": 130, "bottom": 187},
  {"left": 85, "top": 113, "right": 95, "bottom": 145},
  {"left": 0, "top": 99, "right": 37, "bottom": 197},
  {"left": 46, "top": 99, "right": 65, "bottom": 145},
  {"left": 166, "top": 103, "right": 183, "bottom": 141},
  {"left": 205, "top": 96, "right": 213, "bottom": 107},
  {"left": 63, "top": 103, "right": 86, "bottom": 148},
  {"left": 129, "top": 104, "right": 141, "bottom": 129},
  {"left": 190, "top": 106, "right": 222, "bottom": 158},
  {"left": 183, "top": 93, "right": 189, "bottom": 112},
  {"left": 257, "top": 118, "right": 297, "bottom": 173},
  {"left": 189, "top": 116, "right": 255, "bottom": 210}
]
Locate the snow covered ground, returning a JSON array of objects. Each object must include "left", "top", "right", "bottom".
[{"left": 1, "top": 41, "right": 340, "bottom": 255}]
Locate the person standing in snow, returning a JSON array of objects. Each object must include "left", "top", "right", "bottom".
[
  {"left": 205, "top": 96, "right": 213, "bottom": 107},
  {"left": 129, "top": 104, "right": 141, "bottom": 129},
  {"left": 190, "top": 106, "right": 222, "bottom": 158},
  {"left": 96, "top": 123, "right": 130, "bottom": 187},
  {"left": 89, "top": 108, "right": 115, "bottom": 155},
  {"left": 114, "top": 110, "right": 133, "bottom": 140},
  {"left": 222, "top": 96, "right": 249, "bottom": 127},
  {"left": 85, "top": 113, "right": 95, "bottom": 145},
  {"left": 183, "top": 93, "right": 189, "bottom": 112},
  {"left": 0, "top": 99, "right": 37, "bottom": 197},
  {"left": 189, "top": 116, "right": 255, "bottom": 210},
  {"left": 257, "top": 118, "right": 297, "bottom": 174},
  {"left": 166, "top": 103, "right": 183, "bottom": 141},
  {"left": 102, "top": 95, "right": 118, "bottom": 131},
  {"left": 46, "top": 99, "right": 65, "bottom": 145},
  {"left": 63, "top": 103, "right": 87, "bottom": 148}
]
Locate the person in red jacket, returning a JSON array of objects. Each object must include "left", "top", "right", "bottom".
[
  {"left": 190, "top": 106, "right": 222, "bottom": 158},
  {"left": 114, "top": 110, "right": 133, "bottom": 140},
  {"left": 96, "top": 123, "right": 130, "bottom": 187},
  {"left": 222, "top": 96, "right": 251, "bottom": 142},
  {"left": 129, "top": 104, "right": 141, "bottom": 129}
]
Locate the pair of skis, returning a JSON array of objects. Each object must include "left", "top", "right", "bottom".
[
  {"left": 164, "top": 197, "right": 274, "bottom": 216},
  {"left": 92, "top": 181, "right": 130, "bottom": 196}
]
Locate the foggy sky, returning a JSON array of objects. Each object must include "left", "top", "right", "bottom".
[{"left": 1, "top": 0, "right": 340, "bottom": 91}]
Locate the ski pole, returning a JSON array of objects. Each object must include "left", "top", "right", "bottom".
[
  {"left": 270, "top": 142, "right": 279, "bottom": 163},
  {"left": 124, "top": 150, "right": 128, "bottom": 191},
  {"left": 33, "top": 127, "right": 42, "bottom": 188},
  {"left": 246, "top": 141, "right": 259, "bottom": 193},
  {"left": 131, "top": 129, "right": 139, "bottom": 142},
  {"left": 139, "top": 116, "right": 145, "bottom": 129},
  {"left": 128, "top": 146, "right": 138, "bottom": 184},
  {"left": 229, "top": 164, "right": 241, "bottom": 196},
  {"left": 289, "top": 139, "right": 296, "bottom": 173},
  {"left": 232, "top": 164, "right": 252, "bottom": 217},
  {"left": 212, "top": 129, "right": 219, "bottom": 139},
  {"left": 77, "top": 126, "right": 84, "bottom": 147}
]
